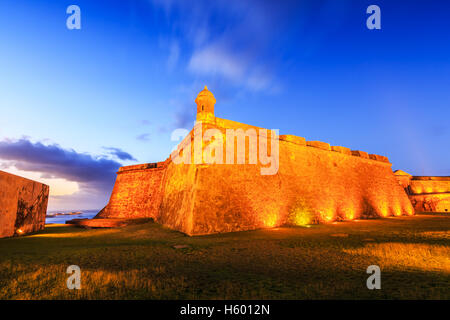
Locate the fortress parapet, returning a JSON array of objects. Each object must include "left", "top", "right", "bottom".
[
  {"left": 351, "top": 150, "right": 369, "bottom": 159},
  {"left": 118, "top": 161, "right": 168, "bottom": 174},
  {"left": 306, "top": 140, "right": 331, "bottom": 151},
  {"left": 369, "top": 154, "right": 389, "bottom": 163},
  {"left": 279, "top": 134, "right": 390, "bottom": 164},
  {"left": 331, "top": 146, "right": 352, "bottom": 155},
  {"left": 279, "top": 135, "right": 390, "bottom": 164},
  {"left": 279, "top": 135, "right": 306, "bottom": 146}
]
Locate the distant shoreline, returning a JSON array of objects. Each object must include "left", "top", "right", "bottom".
[
  {"left": 45, "top": 210, "right": 99, "bottom": 224},
  {"left": 46, "top": 211, "right": 82, "bottom": 217}
]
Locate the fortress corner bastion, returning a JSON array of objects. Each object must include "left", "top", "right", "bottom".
[{"left": 96, "top": 86, "right": 417, "bottom": 235}]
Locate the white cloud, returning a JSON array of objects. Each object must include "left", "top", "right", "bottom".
[
  {"left": 151, "top": 0, "right": 282, "bottom": 92},
  {"left": 188, "top": 44, "right": 244, "bottom": 80},
  {"left": 188, "top": 43, "right": 274, "bottom": 91},
  {"left": 167, "top": 40, "right": 180, "bottom": 71}
]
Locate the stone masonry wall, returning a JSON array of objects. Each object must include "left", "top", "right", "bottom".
[
  {"left": 184, "top": 135, "right": 413, "bottom": 235},
  {"left": 158, "top": 121, "right": 412, "bottom": 235},
  {"left": 408, "top": 177, "right": 450, "bottom": 212},
  {"left": 0, "top": 170, "right": 49, "bottom": 238},
  {"left": 96, "top": 162, "right": 167, "bottom": 219}
]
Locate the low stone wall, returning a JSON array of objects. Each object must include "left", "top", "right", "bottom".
[
  {"left": 96, "top": 161, "right": 168, "bottom": 219},
  {"left": 409, "top": 193, "right": 450, "bottom": 212},
  {"left": 0, "top": 170, "right": 49, "bottom": 238},
  {"left": 409, "top": 176, "right": 450, "bottom": 194},
  {"left": 393, "top": 173, "right": 450, "bottom": 212}
]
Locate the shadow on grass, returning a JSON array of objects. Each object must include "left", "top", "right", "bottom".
[{"left": 0, "top": 214, "right": 448, "bottom": 299}]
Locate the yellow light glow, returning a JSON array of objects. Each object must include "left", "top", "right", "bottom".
[
  {"left": 406, "top": 207, "right": 414, "bottom": 216},
  {"left": 345, "top": 209, "right": 355, "bottom": 220},
  {"left": 392, "top": 203, "right": 402, "bottom": 216},
  {"left": 290, "top": 207, "right": 314, "bottom": 226},
  {"left": 379, "top": 203, "right": 389, "bottom": 217},
  {"left": 322, "top": 209, "right": 335, "bottom": 222},
  {"left": 263, "top": 213, "right": 278, "bottom": 228}
]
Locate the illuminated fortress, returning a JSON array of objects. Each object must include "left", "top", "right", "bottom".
[
  {"left": 96, "top": 87, "right": 436, "bottom": 235},
  {"left": 91, "top": 86, "right": 450, "bottom": 235}
]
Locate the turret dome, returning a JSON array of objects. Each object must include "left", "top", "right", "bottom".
[
  {"left": 195, "top": 86, "right": 216, "bottom": 122},
  {"left": 195, "top": 86, "right": 216, "bottom": 104}
]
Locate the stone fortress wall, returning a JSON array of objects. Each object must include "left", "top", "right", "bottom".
[
  {"left": 98, "top": 161, "right": 168, "bottom": 219},
  {"left": 0, "top": 170, "right": 49, "bottom": 238},
  {"left": 394, "top": 171, "right": 450, "bottom": 213},
  {"left": 97, "top": 86, "right": 415, "bottom": 235}
]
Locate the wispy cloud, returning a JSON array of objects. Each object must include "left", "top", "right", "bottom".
[
  {"left": 188, "top": 43, "right": 273, "bottom": 91},
  {"left": 151, "top": 0, "right": 290, "bottom": 92},
  {"left": 167, "top": 40, "right": 180, "bottom": 71},
  {"left": 103, "top": 147, "right": 137, "bottom": 161},
  {"left": 136, "top": 133, "right": 151, "bottom": 141},
  {"left": 172, "top": 101, "right": 195, "bottom": 129},
  {"left": 188, "top": 43, "right": 244, "bottom": 80}
]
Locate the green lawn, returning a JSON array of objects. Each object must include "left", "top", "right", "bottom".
[{"left": 0, "top": 214, "right": 449, "bottom": 299}]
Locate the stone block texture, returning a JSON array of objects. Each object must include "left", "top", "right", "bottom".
[
  {"left": 0, "top": 170, "right": 49, "bottom": 238},
  {"left": 393, "top": 172, "right": 450, "bottom": 213}
]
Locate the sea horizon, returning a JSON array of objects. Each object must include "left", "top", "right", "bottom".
[{"left": 45, "top": 209, "right": 100, "bottom": 224}]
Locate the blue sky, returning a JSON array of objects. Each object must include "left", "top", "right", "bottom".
[{"left": 0, "top": 0, "right": 449, "bottom": 211}]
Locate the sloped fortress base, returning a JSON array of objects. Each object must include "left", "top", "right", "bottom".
[
  {"left": 97, "top": 86, "right": 414, "bottom": 235},
  {"left": 0, "top": 170, "right": 49, "bottom": 238},
  {"left": 67, "top": 218, "right": 152, "bottom": 228}
]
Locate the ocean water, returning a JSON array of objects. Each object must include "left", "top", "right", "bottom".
[{"left": 45, "top": 210, "right": 99, "bottom": 224}]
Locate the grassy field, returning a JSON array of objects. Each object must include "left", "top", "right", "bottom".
[{"left": 0, "top": 214, "right": 449, "bottom": 299}]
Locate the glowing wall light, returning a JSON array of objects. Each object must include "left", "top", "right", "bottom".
[
  {"left": 379, "top": 203, "right": 389, "bottom": 217},
  {"left": 263, "top": 213, "right": 278, "bottom": 228},
  {"left": 324, "top": 213, "right": 334, "bottom": 222},
  {"left": 342, "top": 207, "right": 355, "bottom": 220},
  {"left": 288, "top": 200, "right": 316, "bottom": 226},
  {"left": 406, "top": 206, "right": 414, "bottom": 216},
  {"left": 289, "top": 207, "right": 314, "bottom": 226},
  {"left": 320, "top": 208, "right": 335, "bottom": 222},
  {"left": 392, "top": 203, "right": 402, "bottom": 216}
]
